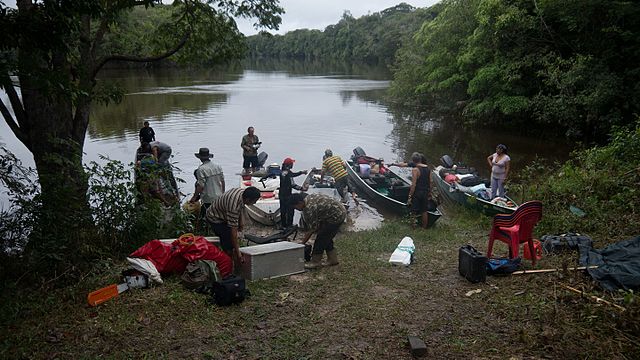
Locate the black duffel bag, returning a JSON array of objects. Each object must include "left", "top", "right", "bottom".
[{"left": 211, "top": 276, "right": 250, "bottom": 306}]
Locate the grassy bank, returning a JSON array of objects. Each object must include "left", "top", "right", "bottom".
[{"left": 2, "top": 206, "right": 638, "bottom": 359}]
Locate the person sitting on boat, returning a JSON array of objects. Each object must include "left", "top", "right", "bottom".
[
  {"left": 189, "top": 148, "right": 225, "bottom": 224},
  {"left": 289, "top": 192, "right": 346, "bottom": 269},
  {"left": 137, "top": 157, "right": 178, "bottom": 207},
  {"left": 136, "top": 142, "right": 153, "bottom": 163},
  {"left": 487, "top": 144, "right": 510, "bottom": 199},
  {"left": 321, "top": 149, "right": 350, "bottom": 202},
  {"left": 241, "top": 126, "right": 261, "bottom": 173},
  {"left": 279, "top": 157, "right": 308, "bottom": 229},
  {"left": 205, "top": 186, "right": 261, "bottom": 270},
  {"left": 407, "top": 152, "right": 433, "bottom": 229}
]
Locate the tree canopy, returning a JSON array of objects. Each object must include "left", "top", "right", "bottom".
[
  {"left": 389, "top": 0, "right": 640, "bottom": 140},
  {"left": 245, "top": 3, "right": 436, "bottom": 66},
  {"left": 0, "top": 0, "right": 283, "bottom": 268}
]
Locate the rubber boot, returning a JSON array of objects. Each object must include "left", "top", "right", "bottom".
[
  {"left": 305, "top": 253, "right": 323, "bottom": 269},
  {"left": 326, "top": 249, "right": 339, "bottom": 266}
]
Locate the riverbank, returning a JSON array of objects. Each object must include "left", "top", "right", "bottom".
[{"left": 1, "top": 206, "right": 638, "bottom": 359}]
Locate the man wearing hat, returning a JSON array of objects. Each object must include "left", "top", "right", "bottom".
[
  {"left": 279, "top": 157, "right": 307, "bottom": 228},
  {"left": 189, "top": 148, "right": 225, "bottom": 223}
]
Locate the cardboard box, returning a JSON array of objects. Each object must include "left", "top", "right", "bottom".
[{"left": 240, "top": 241, "right": 305, "bottom": 280}]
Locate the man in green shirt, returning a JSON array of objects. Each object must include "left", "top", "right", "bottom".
[
  {"left": 289, "top": 192, "right": 347, "bottom": 269},
  {"left": 241, "top": 126, "right": 261, "bottom": 173}
]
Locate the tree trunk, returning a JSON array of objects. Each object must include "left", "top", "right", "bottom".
[{"left": 13, "top": 1, "right": 96, "bottom": 255}]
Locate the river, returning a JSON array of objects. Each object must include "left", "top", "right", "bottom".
[{"left": 0, "top": 61, "right": 573, "bottom": 225}]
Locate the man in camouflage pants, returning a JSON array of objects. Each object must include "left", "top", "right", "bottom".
[{"left": 289, "top": 193, "right": 347, "bottom": 269}]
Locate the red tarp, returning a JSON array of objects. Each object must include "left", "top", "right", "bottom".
[{"left": 130, "top": 234, "right": 232, "bottom": 278}]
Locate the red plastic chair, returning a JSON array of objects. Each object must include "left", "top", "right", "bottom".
[{"left": 487, "top": 200, "right": 543, "bottom": 266}]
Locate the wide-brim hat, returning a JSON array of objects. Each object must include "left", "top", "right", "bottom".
[{"left": 195, "top": 148, "right": 214, "bottom": 159}]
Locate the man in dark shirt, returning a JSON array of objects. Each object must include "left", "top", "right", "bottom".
[
  {"left": 278, "top": 157, "right": 307, "bottom": 228},
  {"left": 139, "top": 121, "right": 155, "bottom": 144}
]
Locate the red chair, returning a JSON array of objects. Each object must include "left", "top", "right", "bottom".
[{"left": 487, "top": 200, "right": 543, "bottom": 266}]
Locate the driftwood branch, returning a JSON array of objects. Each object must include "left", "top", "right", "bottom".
[
  {"left": 91, "top": 32, "right": 190, "bottom": 78},
  {"left": 561, "top": 284, "right": 626, "bottom": 312}
]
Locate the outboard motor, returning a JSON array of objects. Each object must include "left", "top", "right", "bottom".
[
  {"left": 257, "top": 151, "right": 268, "bottom": 168},
  {"left": 440, "top": 154, "right": 454, "bottom": 168},
  {"left": 353, "top": 147, "right": 366, "bottom": 158}
]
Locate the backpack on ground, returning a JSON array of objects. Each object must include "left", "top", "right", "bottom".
[
  {"left": 211, "top": 275, "right": 250, "bottom": 306},
  {"left": 181, "top": 260, "right": 222, "bottom": 294}
]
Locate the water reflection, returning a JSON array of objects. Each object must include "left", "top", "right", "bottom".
[
  {"left": 1, "top": 61, "right": 574, "bottom": 228},
  {"left": 386, "top": 112, "right": 574, "bottom": 178}
]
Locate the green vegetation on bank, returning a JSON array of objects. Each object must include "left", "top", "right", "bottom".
[
  {"left": 245, "top": 3, "right": 437, "bottom": 66},
  {"left": 390, "top": 0, "right": 640, "bottom": 140},
  {"left": 1, "top": 212, "right": 638, "bottom": 358}
]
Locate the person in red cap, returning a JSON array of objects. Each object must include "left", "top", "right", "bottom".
[{"left": 279, "top": 157, "right": 308, "bottom": 228}]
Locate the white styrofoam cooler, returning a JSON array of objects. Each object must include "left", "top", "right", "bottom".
[{"left": 240, "top": 241, "right": 305, "bottom": 280}]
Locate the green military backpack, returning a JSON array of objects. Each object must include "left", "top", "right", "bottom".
[{"left": 181, "top": 260, "right": 222, "bottom": 294}]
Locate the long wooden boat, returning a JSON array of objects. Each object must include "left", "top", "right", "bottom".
[
  {"left": 345, "top": 150, "right": 442, "bottom": 227},
  {"left": 431, "top": 161, "right": 518, "bottom": 216},
  {"left": 301, "top": 168, "right": 343, "bottom": 202},
  {"left": 240, "top": 169, "right": 281, "bottom": 226},
  {"left": 133, "top": 148, "right": 179, "bottom": 206}
]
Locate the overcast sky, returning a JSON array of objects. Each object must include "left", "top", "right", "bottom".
[
  {"left": 238, "top": 0, "right": 440, "bottom": 35},
  {"left": 2, "top": 1, "right": 440, "bottom": 35}
]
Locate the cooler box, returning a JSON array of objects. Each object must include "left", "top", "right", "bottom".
[{"left": 240, "top": 241, "right": 305, "bottom": 280}]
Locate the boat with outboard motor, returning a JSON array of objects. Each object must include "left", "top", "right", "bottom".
[
  {"left": 345, "top": 147, "right": 442, "bottom": 227},
  {"left": 431, "top": 154, "right": 518, "bottom": 216},
  {"left": 239, "top": 151, "right": 282, "bottom": 226}
]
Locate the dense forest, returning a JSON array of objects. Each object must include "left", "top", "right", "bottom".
[
  {"left": 390, "top": 0, "right": 640, "bottom": 140},
  {"left": 245, "top": 3, "right": 437, "bottom": 66},
  {"left": 246, "top": 0, "right": 640, "bottom": 141}
]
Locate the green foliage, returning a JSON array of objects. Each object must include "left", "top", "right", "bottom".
[
  {"left": 0, "top": 147, "right": 38, "bottom": 258},
  {"left": 520, "top": 120, "right": 640, "bottom": 241},
  {"left": 389, "top": 0, "right": 640, "bottom": 140},
  {"left": 245, "top": 3, "right": 436, "bottom": 66},
  {"left": 0, "top": 148, "right": 191, "bottom": 283}
]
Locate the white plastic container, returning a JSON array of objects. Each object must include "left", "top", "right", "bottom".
[{"left": 389, "top": 236, "right": 415, "bottom": 266}]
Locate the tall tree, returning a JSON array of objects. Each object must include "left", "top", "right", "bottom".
[{"left": 0, "top": 0, "right": 282, "bottom": 249}]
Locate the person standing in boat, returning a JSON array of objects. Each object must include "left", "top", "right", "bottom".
[
  {"left": 487, "top": 144, "right": 511, "bottom": 199},
  {"left": 289, "top": 192, "right": 346, "bottom": 269},
  {"left": 321, "top": 149, "right": 350, "bottom": 202},
  {"left": 206, "top": 186, "right": 261, "bottom": 271},
  {"left": 189, "top": 148, "right": 225, "bottom": 224},
  {"left": 279, "top": 157, "right": 307, "bottom": 229},
  {"left": 139, "top": 121, "right": 155, "bottom": 144},
  {"left": 241, "top": 126, "right": 261, "bottom": 173},
  {"left": 407, "top": 152, "right": 433, "bottom": 229}
]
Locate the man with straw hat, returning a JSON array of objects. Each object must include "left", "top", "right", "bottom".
[{"left": 189, "top": 148, "right": 225, "bottom": 225}]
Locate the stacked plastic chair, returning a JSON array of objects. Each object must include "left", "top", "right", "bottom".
[{"left": 487, "top": 200, "right": 543, "bottom": 266}]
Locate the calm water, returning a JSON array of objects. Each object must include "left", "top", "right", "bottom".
[{"left": 0, "top": 62, "right": 573, "bottom": 226}]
